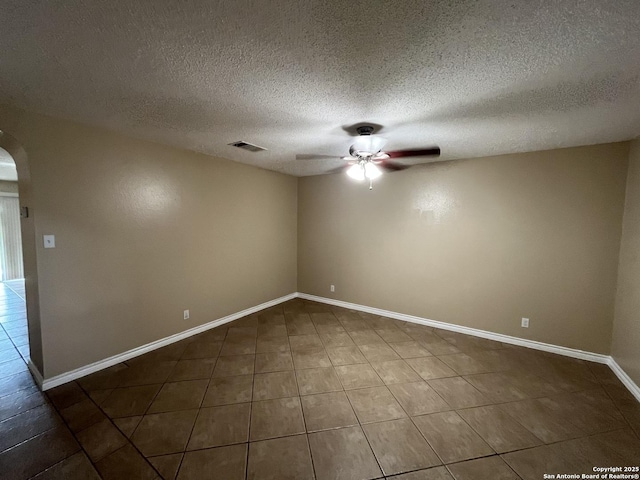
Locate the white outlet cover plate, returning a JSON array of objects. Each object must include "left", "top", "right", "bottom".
[
  {"left": 43, "top": 235, "right": 55, "bottom": 248},
  {"left": 521, "top": 317, "right": 529, "bottom": 328}
]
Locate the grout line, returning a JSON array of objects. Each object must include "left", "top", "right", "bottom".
[
  {"left": 74, "top": 378, "right": 164, "bottom": 479},
  {"left": 39, "top": 298, "right": 640, "bottom": 478},
  {"left": 244, "top": 327, "right": 257, "bottom": 480}
]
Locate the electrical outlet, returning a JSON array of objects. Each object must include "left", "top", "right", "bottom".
[
  {"left": 521, "top": 317, "right": 529, "bottom": 328},
  {"left": 43, "top": 235, "right": 56, "bottom": 249},
  {"left": 184, "top": 309, "right": 190, "bottom": 320},
  {"left": 330, "top": 284, "right": 335, "bottom": 292}
]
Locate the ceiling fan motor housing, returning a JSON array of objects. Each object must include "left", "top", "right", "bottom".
[{"left": 355, "top": 125, "right": 375, "bottom": 136}]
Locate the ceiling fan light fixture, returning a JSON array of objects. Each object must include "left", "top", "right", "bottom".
[
  {"left": 346, "top": 163, "right": 366, "bottom": 181},
  {"left": 352, "top": 135, "right": 387, "bottom": 156},
  {"left": 364, "top": 162, "right": 382, "bottom": 180}
]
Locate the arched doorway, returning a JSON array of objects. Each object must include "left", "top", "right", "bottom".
[{"left": 0, "top": 129, "right": 43, "bottom": 385}]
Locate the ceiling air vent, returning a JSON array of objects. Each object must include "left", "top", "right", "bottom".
[{"left": 228, "top": 141, "right": 266, "bottom": 152}]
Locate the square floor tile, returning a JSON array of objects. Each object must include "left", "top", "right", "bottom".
[
  {"left": 250, "top": 396, "right": 305, "bottom": 441},
  {"left": 285, "top": 318, "right": 316, "bottom": 336},
  {"left": 348, "top": 330, "right": 385, "bottom": 346},
  {"left": 438, "top": 353, "right": 494, "bottom": 375},
  {"left": 427, "top": 377, "right": 491, "bottom": 409},
  {"left": 202, "top": 375, "right": 253, "bottom": 407},
  {"left": 462, "top": 372, "right": 531, "bottom": 403},
  {"left": 387, "top": 467, "right": 454, "bottom": 479},
  {"left": 375, "top": 328, "right": 412, "bottom": 343},
  {"left": 148, "top": 453, "right": 182, "bottom": 480},
  {"left": 257, "top": 324, "right": 288, "bottom": 338},
  {"left": 502, "top": 445, "right": 569, "bottom": 480},
  {"left": 292, "top": 347, "right": 332, "bottom": 369},
  {"left": 113, "top": 416, "right": 142, "bottom": 437},
  {"left": 347, "top": 386, "right": 407, "bottom": 424},
  {"left": 212, "top": 354, "right": 255, "bottom": 377},
  {"left": 95, "top": 444, "right": 158, "bottom": 480},
  {"left": 295, "top": 367, "right": 342, "bottom": 395},
  {"left": 220, "top": 338, "right": 257, "bottom": 356},
  {"left": 227, "top": 326, "right": 258, "bottom": 338},
  {"left": 388, "top": 341, "right": 433, "bottom": 359},
  {"left": 177, "top": 444, "right": 247, "bottom": 480},
  {"left": 363, "top": 418, "right": 440, "bottom": 475},
  {"left": 406, "top": 357, "right": 457, "bottom": 380},
  {"left": 458, "top": 405, "right": 543, "bottom": 453},
  {"left": 326, "top": 346, "right": 367, "bottom": 366},
  {"left": 101, "top": 384, "right": 161, "bottom": 418},
  {"left": 421, "top": 339, "right": 460, "bottom": 355},
  {"left": 76, "top": 418, "right": 128, "bottom": 462},
  {"left": 301, "top": 391, "right": 358, "bottom": 432},
  {"left": 253, "top": 371, "right": 298, "bottom": 401},
  {"left": 388, "top": 381, "right": 451, "bottom": 416},
  {"left": 255, "top": 352, "right": 293, "bottom": 373},
  {"left": 118, "top": 361, "right": 176, "bottom": 387},
  {"left": 46, "top": 382, "right": 86, "bottom": 410},
  {"left": 181, "top": 341, "right": 222, "bottom": 360},
  {"left": 338, "top": 317, "right": 371, "bottom": 332},
  {"left": 447, "top": 455, "right": 520, "bottom": 480},
  {"left": 131, "top": 409, "right": 198, "bottom": 456},
  {"left": 256, "top": 336, "right": 290, "bottom": 353},
  {"left": 167, "top": 358, "right": 216, "bottom": 381},
  {"left": 359, "top": 343, "right": 400, "bottom": 362},
  {"left": 247, "top": 434, "right": 314, "bottom": 480},
  {"left": 537, "top": 393, "right": 626, "bottom": 435},
  {"left": 413, "top": 411, "right": 494, "bottom": 464},
  {"left": 60, "top": 398, "right": 106, "bottom": 432},
  {"left": 335, "top": 364, "right": 383, "bottom": 390},
  {"left": 147, "top": 379, "right": 208, "bottom": 413},
  {"left": 498, "top": 398, "right": 585, "bottom": 443},
  {"left": 289, "top": 334, "right": 323, "bottom": 350},
  {"left": 77, "top": 364, "right": 127, "bottom": 392},
  {"left": 308, "top": 426, "right": 382, "bottom": 480},
  {"left": 187, "top": 403, "right": 251, "bottom": 450},
  {"left": 320, "top": 332, "right": 355, "bottom": 348},
  {"left": 371, "top": 360, "right": 422, "bottom": 385}
]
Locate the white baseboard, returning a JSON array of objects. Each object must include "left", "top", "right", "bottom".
[
  {"left": 41, "top": 292, "right": 297, "bottom": 390},
  {"left": 27, "top": 359, "right": 44, "bottom": 389},
  {"left": 39, "top": 289, "right": 640, "bottom": 404},
  {"left": 298, "top": 292, "right": 640, "bottom": 402},
  {"left": 298, "top": 293, "right": 609, "bottom": 363},
  {"left": 608, "top": 357, "right": 640, "bottom": 403}
]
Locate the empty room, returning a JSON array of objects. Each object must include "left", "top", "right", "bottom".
[{"left": 0, "top": 1, "right": 639, "bottom": 479}]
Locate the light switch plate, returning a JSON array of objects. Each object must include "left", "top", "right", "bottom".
[{"left": 43, "top": 235, "right": 55, "bottom": 249}]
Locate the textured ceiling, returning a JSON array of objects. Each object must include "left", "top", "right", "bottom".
[{"left": 1, "top": 0, "right": 639, "bottom": 176}]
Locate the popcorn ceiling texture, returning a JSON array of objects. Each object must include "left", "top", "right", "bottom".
[{"left": 0, "top": 0, "right": 639, "bottom": 176}]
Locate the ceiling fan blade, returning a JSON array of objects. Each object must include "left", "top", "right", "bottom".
[
  {"left": 377, "top": 161, "right": 411, "bottom": 172},
  {"left": 296, "top": 154, "right": 341, "bottom": 161},
  {"left": 326, "top": 165, "right": 348, "bottom": 174},
  {"left": 385, "top": 147, "right": 440, "bottom": 158}
]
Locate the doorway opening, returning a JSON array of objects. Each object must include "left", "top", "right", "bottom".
[{"left": 0, "top": 146, "right": 29, "bottom": 372}]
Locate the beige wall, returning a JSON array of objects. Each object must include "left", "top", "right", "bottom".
[
  {"left": 0, "top": 104, "right": 298, "bottom": 378},
  {"left": 612, "top": 139, "right": 640, "bottom": 384},
  {"left": 298, "top": 143, "right": 629, "bottom": 354}
]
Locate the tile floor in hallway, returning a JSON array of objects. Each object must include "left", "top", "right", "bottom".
[{"left": 1, "top": 297, "right": 639, "bottom": 479}]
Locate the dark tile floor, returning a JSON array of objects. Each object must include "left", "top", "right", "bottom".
[{"left": 1, "top": 296, "right": 639, "bottom": 479}]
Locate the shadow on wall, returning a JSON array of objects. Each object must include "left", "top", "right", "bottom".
[{"left": 0, "top": 128, "right": 43, "bottom": 378}]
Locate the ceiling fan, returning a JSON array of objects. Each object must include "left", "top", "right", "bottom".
[{"left": 300, "top": 125, "right": 440, "bottom": 189}]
